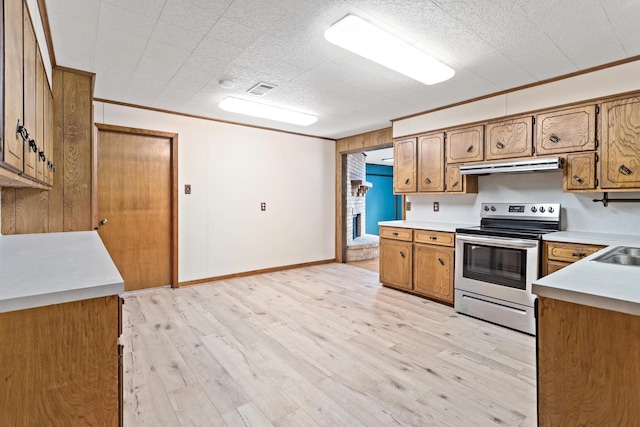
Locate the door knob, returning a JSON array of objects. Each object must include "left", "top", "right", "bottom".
[{"left": 100, "top": 218, "right": 108, "bottom": 225}]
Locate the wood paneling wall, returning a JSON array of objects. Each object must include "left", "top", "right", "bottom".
[
  {"left": 1, "top": 68, "right": 93, "bottom": 234},
  {"left": 335, "top": 127, "right": 393, "bottom": 263}
]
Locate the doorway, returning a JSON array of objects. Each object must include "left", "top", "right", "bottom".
[{"left": 95, "top": 124, "right": 178, "bottom": 291}]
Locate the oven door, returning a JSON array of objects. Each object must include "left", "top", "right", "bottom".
[{"left": 455, "top": 234, "right": 539, "bottom": 308}]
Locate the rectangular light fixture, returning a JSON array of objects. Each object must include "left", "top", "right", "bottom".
[
  {"left": 219, "top": 97, "right": 318, "bottom": 126},
  {"left": 381, "top": 157, "right": 394, "bottom": 162},
  {"left": 324, "top": 14, "right": 455, "bottom": 85}
]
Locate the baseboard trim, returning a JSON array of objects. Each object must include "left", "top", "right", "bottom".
[{"left": 177, "top": 259, "right": 337, "bottom": 287}]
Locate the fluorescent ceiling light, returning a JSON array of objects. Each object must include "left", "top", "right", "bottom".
[
  {"left": 381, "top": 157, "right": 394, "bottom": 162},
  {"left": 324, "top": 14, "right": 455, "bottom": 85},
  {"left": 219, "top": 97, "right": 318, "bottom": 126}
]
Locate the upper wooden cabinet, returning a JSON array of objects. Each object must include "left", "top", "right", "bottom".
[
  {"left": 393, "top": 137, "right": 417, "bottom": 193},
  {"left": 445, "top": 165, "right": 477, "bottom": 194},
  {"left": 417, "top": 132, "right": 445, "bottom": 192},
  {"left": 600, "top": 97, "right": 640, "bottom": 189},
  {"left": 22, "top": 5, "right": 38, "bottom": 180},
  {"left": 485, "top": 116, "right": 533, "bottom": 161},
  {"left": 446, "top": 125, "right": 484, "bottom": 164},
  {"left": 564, "top": 153, "right": 596, "bottom": 191},
  {"left": 2, "top": 0, "right": 24, "bottom": 173},
  {"left": 536, "top": 105, "right": 597, "bottom": 155}
]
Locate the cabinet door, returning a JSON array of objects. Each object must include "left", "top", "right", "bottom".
[
  {"left": 536, "top": 105, "right": 596, "bottom": 155},
  {"left": 44, "top": 85, "right": 54, "bottom": 185},
  {"left": 446, "top": 125, "right": 484, "bottom": 163},
  {"left": 417, "top": 132, "right": 444, "bottom": 192},
  {"left": 393, "top": 137, "right": 417, "bottom": 193},
  {"left": 22, "top": 7, "right": 38, "bottom": 179},
  {"left": 35, "top": 48, "right": 45, "bottom": 182},
  {"left": 413, "top": 244, "right": 454, "bottom": 304},
  {"left": 601, "top": 97, "right": 640, "bottom": 189},
  {"left": 2, "top": 0, "right": 24, "bottom": 172},
  {"left": 445, "top": 165, "right": 478, "bottom": 194},
  {"left": 564, "top": 153, "right": 596, "bottom": 191},
  {"left": 485, "top": 116, "right": 533, "bottom": 160},
  {"left": 379, "top": 239, "right": 413, "bottom": 290}
]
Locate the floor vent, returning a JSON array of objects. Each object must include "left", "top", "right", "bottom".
[{"left": 247, "top": 82, "right": 276, "bottom": 96}]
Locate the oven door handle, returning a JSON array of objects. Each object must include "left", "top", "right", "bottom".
[{"left": 456, "top": 234, "right": 538, "bottom": 249}]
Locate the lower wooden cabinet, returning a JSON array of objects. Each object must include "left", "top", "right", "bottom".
[
  {"left": 379, "top": 238, "right": 413, "bottom": 290},
  {"left": 413, "top": 244, "right": 454, "bottom": 303},
  {"left": 537, "top": 297, "right": 640, "bottom": 425},
  {"left": 379, "top": 226, "right": 455, "bottom": 304},
  {"left": 0, "top": 295, "right": 122, "bottom": 425},
  {"left": 542, "top": 241, "right": 605, "bottom": 275}
]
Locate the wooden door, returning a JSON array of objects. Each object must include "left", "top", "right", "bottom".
[
  {"left": 96, "top": 126, "right": 177, "bottom": 291},
  {"left": 393, "top": 137, "right": 416, "bottom": 193},
  {"left": 413, "top": 244, "right": 454, "bottom": 304},
  {"left": 22, "top": 5, "right": 38, "bottom": 179},
  {"left": 564, "top": 153, "right": 596, "bottom": 191},
  {"left": 417, "top": 132, "right": 444, "bottom": 192},
  {"left": 536, "top": 105, "right": 596, "bottom": 155},
  {"left": 379, "top": 239, "right": 412, "bottom": 290},
  {"left": 446, "top": 125, "right": 484, "bottom": 163},
  {"left": 600, "top": 97, "right": 640, "bottom": 189},
  {"left": 485, "top": 116, "right": 533, "bottom": 160}
]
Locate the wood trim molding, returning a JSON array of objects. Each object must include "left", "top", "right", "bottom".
[
  {"left": 35, "top": 0, "right": 56, "bottom": 67},
  {"left": 54, "top": 65, "right": 96, "bottom": 78},
  {"left": 94, "top": 98, "right": 336, "bottom": 142},
  {"left": 391, "top": 55, "right": 640, "bottom": 123},
  {"left": 178, "top": 259, "right": 336, "bottom": 287},
  {"left": 94, "top": 124, "right": 180, "bottom": 289}
]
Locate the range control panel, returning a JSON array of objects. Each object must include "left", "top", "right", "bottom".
[{"left": 480, "top": 202, "right": 560, "bottom": 221}]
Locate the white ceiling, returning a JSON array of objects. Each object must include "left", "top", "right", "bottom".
[
  {"left": 364, "top": 147, "right": 393, "bottom": 165},
  {"left": 44, "top": 0, "right": 640, "bottom": 139}
]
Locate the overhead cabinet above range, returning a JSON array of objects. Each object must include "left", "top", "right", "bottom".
[
  {"left": 536, "top": 105, "right": 597, "bottom": 155},
  {"left": 485, "top": 115, "right": 533, "bottom": 161}
]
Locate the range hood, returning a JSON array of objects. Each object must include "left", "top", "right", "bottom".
[{"left": 459, "top": 157, "right": 564, "bottom": 175}]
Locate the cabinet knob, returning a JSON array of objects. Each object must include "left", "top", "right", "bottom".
[
  {"left": 29, "top": 139, "right": 38, "bottom": 153},
  {"left": 438, "top": 258, "right": 445, "bottom": 266},
  {"left": 400, "top": 251, "right": 405, "bottom": 258},
  {"left": 619, "top": 164, "right": 632, "bottom": 175},
  {"left": 425, "top": 177, "right": 431, "bottom": 184},
  {"left": 466, "top": 145, "right": 474, "bottom": 153},
  {"left": 452, "top": 181, "right": 459, "bottom": 188},
  {"left": 100, "top": 218, "right": 108, "bottom": 225},
  {"left": 430, "top": 236, "right": 437, "bottom": 240},
  {"left": 39, "top": 151, "right": 46, "bottom": 161},
  {"left": 404, "top": 178, "right": 410, "bottom": 185},
  {"left": 16, "top": 121, "right": 29, "bottom": 141},
  {"left": 573, "top": 175, "right": 584, "bottom": 184},
  {"left": 392, "top": 232, "right": 398, "bottom": 236},
  {"left": 571, "top": 252, "right": 587, "bottom": 258},
  {"left": 496, "top": 141, "right": 505, "bottom": 149},
  {"left": 549, "top": 134, "right": 560, "bottom": 143}
]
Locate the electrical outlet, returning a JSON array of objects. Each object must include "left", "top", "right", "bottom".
[
  {"left": 405, "top": 201, "right": 411, "bottom": 211},
  {"left": 184, "top": 184, "right": 191, "bottom": 195},
  {"left": 260, "top": 202, "right": 266, "bottom": 211},
  {"left": 433, "top": 201, "right": 440, "bottom": 212}
]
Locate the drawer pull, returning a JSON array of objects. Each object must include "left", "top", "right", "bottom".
[
  {"left": 404, "top": 178, "right": 410, "bottom": 185},
  {"left": 619, "top": 164, "right": 632, "bottom": 175},
  {"left": 466, "top": 145, "right": 474, "bottom": 153},
  {"left": 429, "top": 236, "right": 437, "bottom": 240},
  {"left": 451, "top": 181, "right": 459, "bottom": 188},
  {"left": 425, "top": 177, "right": 431, "bottom": 184},
  {"left": 29, "top": 139, "right": 38, "bottom": 153},
  {"left": 400, "top": 251, "right": 406, "bottom": 258},
  {"left": 17, "top": 121, "right": 30, "bottom": 141},
  {"left": 392, "top": 232, "right": 398, "bottom": 236},
  {"left": 39, "top": 151, "right": 46, "bottom": 161},
  {"left": 573, "top": 175, "right": 584, "bottom": 184},
  {"left": 572, "top": 252, "right": 587, "bottom": 257},
  {"left": 438, "top": 258, "right": 445, "bottom": 266},
  {"left": 495, "top": 141, "right": 505, "bottom": 149},
  {"left": 549, "top": 134, "right": 561, "bottom": 143}
]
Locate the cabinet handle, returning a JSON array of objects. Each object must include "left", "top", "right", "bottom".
[
  {"left": 392, "top": 232, "right": 398, "bottom": 236},
  {"left": 496, "top": 141, "right": 505, "bottom": 149},
  {"left": 39, "top": 151, "right": 46, "bottom": 161},
  {"left": 571, "top": 252, "right": 587, "bottom": 257},
  {"left": 425, "top": 177, "right": 431, "bottom": 184},
  {"left": 466, "top": 145, "right": 474, "bottom": 153},
  {"left": 549, "top": 134, "right": 561, "bottom": 143},
  {"left": 438, "top": 258, "right": 445, "bottom": 266},
  {"left": 573, "top": 175, "right": 584, "bottom": 184},
  {"left": 29, "top": 139, "right": 38, "bottom": 153},
  {"left": 452, "top": 181, "right": 459, "bottom": 188},
  {"left": 16, "top": 121, "right": 29, "bottom": 141},
  {"left": 400, "top": 251, "right": 406, "bottom": 258},
  {"left": 404, "top": 178, "right": 410, "bottom": 185},
  {"left": 429, "top": 236, "right": 437, "bottom": 240},
  {"left": 619, "top": 164, "right": 632, "bottom": 175}
]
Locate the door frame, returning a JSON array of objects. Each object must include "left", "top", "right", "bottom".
[{"left": 93, "top": 123, "right": 179, "bottom": 288}]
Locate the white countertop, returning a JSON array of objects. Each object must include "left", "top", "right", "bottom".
[
  {"left": 0, "top": 231, "right": 124, "bottom": 313},
  {"left": 534, "top": 235, "right": 640, "bottom": 316},
  {"left": 378, "top": 220, "right": 474, "bottom": 232}
]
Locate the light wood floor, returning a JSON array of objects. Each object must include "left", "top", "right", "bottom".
[
  {"left": 347, "top": 257, "right": 379, "bottom": 273},
  {"left": 122, "top": 263, "right": 537, "bottom": 426}
]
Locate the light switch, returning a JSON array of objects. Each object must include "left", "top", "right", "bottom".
[{"left": 405, "top": 201, "right": 411, "bottom": 211}]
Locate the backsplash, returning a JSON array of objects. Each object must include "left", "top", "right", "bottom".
[{"left": 406, "top": 171, "right": 640, "bottom": 234}]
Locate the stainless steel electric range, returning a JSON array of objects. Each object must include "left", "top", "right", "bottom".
[{"left": 454, "top": 202, "right": 561, "bottom": 335}]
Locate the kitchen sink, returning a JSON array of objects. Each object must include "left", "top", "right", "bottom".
[{"left": 592, "top": 246, "right": 640, "bottom": 266}]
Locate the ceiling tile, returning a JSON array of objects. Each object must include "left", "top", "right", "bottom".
[
  {"left": 568, "top": 42, "right": 628, "bottom": 69},
  {"left": 206, "top": 18, "right": 264, "bottom": 49},
  {"left": 456, "top": 50, "right": 534, "bottom": 89},
  {"left": 222, "top": 0, "right": 295, "bottom": 31},
  {"left": 47, "top": 10, "right": 98, "bottom": 42},
  {"left": 159, "top": 0, "right": 224, "bottom": 32},
  {"left": 99, "top": 2, "right": 158, "bottom": 39},
  {"left": 520, "top": 0, "right": 608, "bottom": 32},
  {"left": 45, "top": 0, "right": 100, "bottom": 22},
  {"left": 101, "top": 0, "right": 166, "bottom": 19},
  {"left": 149, "top": 20, "right": 209, "bottom": 51}
]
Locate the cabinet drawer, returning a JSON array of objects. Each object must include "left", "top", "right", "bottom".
[
  {"left": 546, "top": 242, "right": 604, "bottom": 263},
  {"left": 380, "top": 226, "right": 413, "bottom": 241},
  {"left": 414, "top": 230, "right": 454, "bottom": 247}
]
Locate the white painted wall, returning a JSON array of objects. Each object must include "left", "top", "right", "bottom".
[
  {"left": 94, "top": 102, "right": 336, "bottom": 282},
  {"left": 396, "top": 59, "right": 640, "bottom": 235},
  {"left": 406, "top": 172, "right": 640, "bottom": 234}
]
